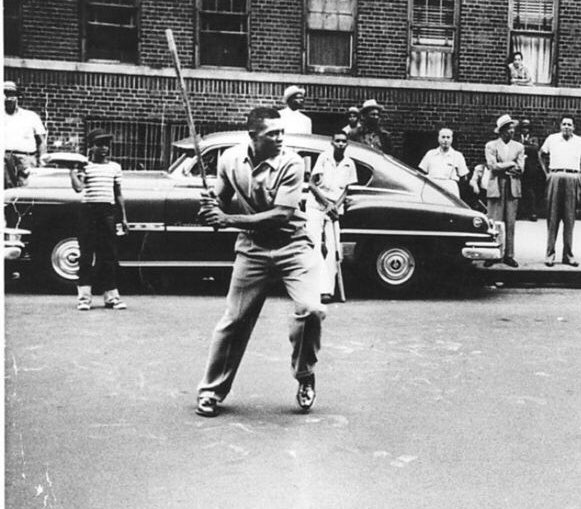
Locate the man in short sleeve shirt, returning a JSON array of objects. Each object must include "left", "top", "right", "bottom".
[
  {"left": 3, "top": 81, "right": 46, "bottom": 187},
  {"left": 195, "top": 107, "right": 325, "bottom": 418},
  {"left": 306, "top": 131, "right": 358, "bottom": 302},
  {"left": 538, "top": 115, "right": 581, "bottom": 266},
  {"left": 419, "top": 128, "right": 469, "bottom": 198}
]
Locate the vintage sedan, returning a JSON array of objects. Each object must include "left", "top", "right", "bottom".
[{"left": 3, "top": 132, "right": 504, "bottom": 295}]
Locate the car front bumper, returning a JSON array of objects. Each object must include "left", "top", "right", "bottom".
[{"left": 461, "top": 221, "right": 505, "bottom": 261}]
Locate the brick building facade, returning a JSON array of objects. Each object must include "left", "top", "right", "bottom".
[{"left": 4, "top": 0, "right": 581, "bottom": 171}]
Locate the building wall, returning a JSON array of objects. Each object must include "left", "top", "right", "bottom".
[{"left": 5, "top": 0, "right": 581, "bottom": 170}]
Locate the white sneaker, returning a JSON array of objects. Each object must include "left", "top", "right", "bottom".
[
  {"left": 104, "top": 297, "right": 127, "bottom": 310},
  {"left": 77, "top": 300, "right": 91, "bottom": 311}
]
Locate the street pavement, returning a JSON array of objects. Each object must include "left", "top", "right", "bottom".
[{"left": 4, "top": 290, "right": 581, "bottom": 509}]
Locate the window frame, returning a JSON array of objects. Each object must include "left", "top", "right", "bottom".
[
  {"left": 304, "top": 0, "right": 357, "bottom": 75},
  {"left": 407, "top": 0, "right": 460, "bottom": 81},
  {"left": 508, "top": 0, "right": 559, "bottom": 86},
  {"left": 195, "top": 0, "right": 250, "bottom": 70},
  {"left": 80, "top": 0, "right": 141, "bottom": 64}
]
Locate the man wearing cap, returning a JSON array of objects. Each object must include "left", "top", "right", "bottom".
[
  {"left": 418, "top": 127, "right": 469, "bottom": 198},
  {"left": 484, "top": 114, "right": 525, "bottom": 268},
  {"left": 3, "top": 81, "right": 46, "bottom": 188},
  {"left": 70, "top": 128, "right": 128, "bottom": 310},
  {"left": 538, "top": 115, "right": 581, "bottom": 267},
  {"left": 342, "top": 106, "right": 360, "bottom": 136},
  {"left": 195, "top": 107, "right": 325, "bottom": 418},
  {"left": 347, "top": 99, "right": 393, "bottom": 155},
  {"left": 279, "top": 85, "right": 312, "bottom": 134},
  {"left": 517, "top": 119, "right": 544, "bottom": 222}
]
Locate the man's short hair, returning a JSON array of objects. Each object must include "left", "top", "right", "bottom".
[
  {"left": 332, "top": 129, "right": 348, "bottom": 139},
  {"left": 439, "top": 127, "right": 454, "bottom": 136},
  {"left": 560, "top": 114, "right": 575, "bottom": 125},
  {"left": 247, "top": 107, "right": 281, "bottom": 132}
]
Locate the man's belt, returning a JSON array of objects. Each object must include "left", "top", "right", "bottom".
[
  {"left": 550, "top": 169, "right": 580, "bottom": 174},
  {"left": 6, "top": 150, "right": 37, "bottom": 156}
]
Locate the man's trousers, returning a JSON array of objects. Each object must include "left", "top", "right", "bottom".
[
  {"left": 305, "top": 207, "right": 337, "bottom": 295},
  {"left": 488, "top": 179, "right": 519, "bottom": 259},
  {"left": 545, "top": 172, "right": 580, "bottom": 262},
  {"left": 197, "top": 232, "right": 326, "bottom": 402}
]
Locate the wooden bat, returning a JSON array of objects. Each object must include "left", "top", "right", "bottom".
[
  {"left": 165, "top": 28, "right": 209, "bottom": 190},
  {"left": 332, "top": 219, "right": 346, "bottom": 302}
]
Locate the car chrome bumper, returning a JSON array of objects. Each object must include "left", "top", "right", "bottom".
[{"left": 461, "top": 220, "right": 505, "bottom": 261}]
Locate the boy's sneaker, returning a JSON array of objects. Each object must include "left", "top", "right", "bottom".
[
  {"left": 104, "top": 297, "right": 127, "bottom": 310},
  {"left": 77, "top": 300, "right": 91, "bottom": 311}
]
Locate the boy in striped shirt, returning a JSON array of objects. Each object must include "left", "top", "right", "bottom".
[{"left": 70, "top": 128, "right": 128, "bottom": 310}]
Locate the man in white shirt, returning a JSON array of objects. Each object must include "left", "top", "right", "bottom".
[
  {"left": 538, "top": 115, "right": 581, "bottom": 267},
  {"left": 279, "top": 85, "right": 312, "bottom": 134},
  {"left": 306, "top": 131, "right": 358, "bottom": 303},
  {"left": 418, "top": 128, "right": 469, "bottom": 198},
  {"left": 3, "top": 81, "right": 46, "bottom": 187}
]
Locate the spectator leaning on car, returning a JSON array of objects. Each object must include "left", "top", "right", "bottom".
[
  {"left": 418, "top": 127, "right": 469, "bottom": 198},
  {"left": 347, "top": 99, "right": 393, "bottom": 155},
  {"left": 3, "top": 80, "right": 46, "bottom": 188},
  {"left": 306, "top": 130, "right": 358, "bottom": 304},
  {"left": 484, "top": 114, "right": 525, "bottom": 268},
  {"left": 279, "top": 85, "right": 312, "bottom": 134},
  {"left": 69, "top": 128, "right": 128, "bottom": 311},
  {"left": 538, "top": 114, "right": 581, "bottom": 267},
  {"left": 195, "top": 106, "right": 325, "bottom": 418}
]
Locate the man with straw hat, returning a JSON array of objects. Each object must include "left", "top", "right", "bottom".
[
  {"left": 484, "top": 114, "right": 525, "bottom": 268},
  {"left": 279, "top": 85, "right": 312, "bottom": 134},
  {"left": 347, "top": 99, "right": 392, "bottom": 155}
]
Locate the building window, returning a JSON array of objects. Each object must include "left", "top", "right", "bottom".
[
  {"left": 509, "top": 0, "right": 556, "bottom": 85},
  {"left": 4, "top": 0, "right": 22, "bottom": 56},
  {"left": 409, "top": 0, "right": 458, "bottom": 79},
  {"left": 82, "top": 0, "right": 139, "bottom": 63},
  {"left": 306, "top": 0, "right": 356, "bottom": 73},
  {"left": 198, "top": 0, "right": 248, "bottom": 68}
]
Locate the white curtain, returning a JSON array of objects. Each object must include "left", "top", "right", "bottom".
[
  {"left": 512, "top": 33, "right": 552, "bottom": 84},
  {"left": 410, "top": 50, "right": 453, "bottom": 79}
]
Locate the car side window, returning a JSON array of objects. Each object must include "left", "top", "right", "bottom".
[
  {"left": 353, "top": 160, "right": 373, "bottom": 186},
  {"left": 191, "top": 149, "right": 220, "bottom": 178}
]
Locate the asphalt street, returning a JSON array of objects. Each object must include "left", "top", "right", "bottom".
[{"left": 4, "top": 288, "right": 581, "bottom": 509}]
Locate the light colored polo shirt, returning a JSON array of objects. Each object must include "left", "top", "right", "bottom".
[
  {"left": 419, "top": 147, "right": 469, "bottom": 181},
  {"left": 279, "top": 107, "right": 312, "bottom": 134},
  {"left": 217, "top": 141, "right": 307, "bottom": 234},
  {"left": 82, "top": 161, "right": 123, "bottom": 204},
  {"left": 540, "top": 133, "right": 581, "bottom": 170},
  {"left": 306, "top": 150, "right": 358, "bottom": 212},
  {"left": 4, "top": 107, "right": 46, "bottom": 152}
]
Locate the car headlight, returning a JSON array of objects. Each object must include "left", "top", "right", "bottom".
[{"left": 472, "top": 216, "right": 484, "bottom": 229}]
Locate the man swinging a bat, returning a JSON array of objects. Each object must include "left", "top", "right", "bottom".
[{"left": 195, "top": 106, "right": 326, "bottom": 417}]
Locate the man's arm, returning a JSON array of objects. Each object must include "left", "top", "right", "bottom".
[
  {"left": 485, "top": 142, "right": 516, "bottom": 173},
  {"left": 538, "top": 150, "right": 549, "bottom": 177},
  {"left": 34, "top": 134, "right": 47, "bottom": 166},
  {"left": 200, "top": 204, "right": 295, "bottom": 229}
]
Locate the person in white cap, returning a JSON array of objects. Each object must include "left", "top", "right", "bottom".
[
  {"left": 418, "top": 127, "right": 469, "bottom": 198},
  {"left": 342, "top": 106, "right": 360, "bottom": 136},
  {"left": 347, "top": 99, "right": 392, "bottom": 155},
  {"left": 484, "top": 114, "right": 525, "bottom": 268},
  {"left": 279, "top": 85, "right": 312, "bottom": 134},
  {"left": 3, "top": 80, "right": 46, "bottom": 188},
  {"left": 538, "top": 114, "right": 581, "bottom": 267}
]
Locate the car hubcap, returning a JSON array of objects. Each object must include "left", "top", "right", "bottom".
[
  {"left": 51, "top": 238, "right": 80, "bottom": 281},
  {"left": 376, "top": 246, "right": 416, "bottom": 286}
]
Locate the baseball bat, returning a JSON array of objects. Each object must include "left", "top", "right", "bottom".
[
  {"left": 165, "top": 28, "right": 209, "bottom": 190},
  {"left": 332, "top": 219, "right": 346, "bottom": 302}
]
